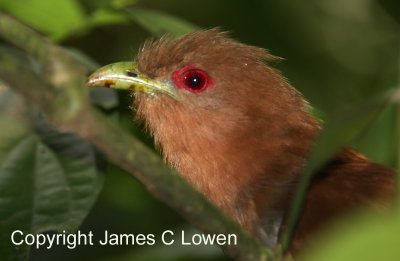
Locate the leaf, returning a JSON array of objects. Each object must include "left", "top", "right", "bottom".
[
  {"left": 307, "top": 92, "right": 392, "bottom": 172},
  {"left": 126, "top": 8, "right": 200, "bottom": 37},
  {"left": 282, "top": 89, "right": 398, "bottom": 250},
  {"left": 55, "top": 9, "right": 130, "bottom": 41},
  {"left": 352, "top": 105, "right": 396, "bottom": 165},
  {"left": 302, "top": 212, "right": 400, "bottom": 261},
  {"left": 88, "top": 8, "right": 129, "bottom": 27},
  {"left": 110, "top": 0, "right": 138, "bottom": 9},
  {"left": 0, "top": 0, "right": 86, "bottom": 41},
  {"left": 0, "top": 91, "right": 104, "bottom": 260}
]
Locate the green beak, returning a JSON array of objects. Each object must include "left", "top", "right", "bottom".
[{"left": 87, "top": 62, "right": 178, "bottom": 99}]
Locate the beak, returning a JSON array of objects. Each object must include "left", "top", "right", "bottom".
[{"left": 87, "top": 62, "right": 178, "bottom": 99}]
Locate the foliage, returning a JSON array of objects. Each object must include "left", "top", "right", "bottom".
[{"left": 0, "top": 0, "right": 399, "bottom": 260}]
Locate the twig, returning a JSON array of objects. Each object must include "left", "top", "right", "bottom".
[{"left": 0, "top": 12, "right": 276, "bottom": 261}]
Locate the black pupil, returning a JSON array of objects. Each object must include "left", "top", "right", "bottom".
[
  {"left": 189, "top": 76, "right": 202, "bottom": 87},
  {"left": 184, "top": 72, "right": 205, "bottom": 90}
]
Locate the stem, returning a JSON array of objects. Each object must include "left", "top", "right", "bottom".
[
  {"left": 281, "top": 91, "right": 393, "bottom": 252},
  {"left": 396, "top": 45, "right": 400, "bottom": 207},
  {"left": 396, "top": 97, "right": 400, "bottom": 208},
  {"left": 0, "top": 12, "right": 50, "bottom": 63},
  {"left": 0, "top": 12, "right": 276, "bottom": 261},
  {"left": 280, "top": 165, "right": 313, "bottom": 252}
]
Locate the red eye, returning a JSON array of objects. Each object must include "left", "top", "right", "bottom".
[{"left": 172, "top": 65, "right": 213, "bottom": 93}]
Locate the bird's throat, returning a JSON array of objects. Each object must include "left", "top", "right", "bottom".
[{"left": 134, "top": 92, "right": 320, "bottom": 245}]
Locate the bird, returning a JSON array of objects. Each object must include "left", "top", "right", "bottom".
[{"left": 87, "top": 29, "right": 395, "bottom": 254}]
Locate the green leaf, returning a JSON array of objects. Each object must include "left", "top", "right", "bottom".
[
  {"left": 110, "top": 0, "right": 138, "bottom": 9},
  {"left": 126, "top": 8, "right": 200, "bottom": 37},
  {"left": 89, "top": 8, "right": 129, "bottom": 27},
  {"left": 282, "top": 89, "right": 398, "bottom": 251},
  {"left": 54, "top": 9, "right": 130, "bottom": 41},
  {"left": 307, "top": 92, "right": 392, "bottom": 172},
  {"left": 352, "top": 105, "right": 397, "bottom": 165},
  {"left": 0, "top": 92, "right": 104, "bottom": 260},
  {"left": 303, "top": 212, "right": 400, "bottom": 261},
  {"left": 0, "top": 0, "right": 86, "bottom": 41}
]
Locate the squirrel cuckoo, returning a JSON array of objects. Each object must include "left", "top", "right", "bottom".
[{"left": 87, "top": 29, "right": 395, "bottom": 253}]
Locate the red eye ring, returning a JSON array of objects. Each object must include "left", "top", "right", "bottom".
[{"left": 172, "top": 65, "right": 214, "bottom": 93}]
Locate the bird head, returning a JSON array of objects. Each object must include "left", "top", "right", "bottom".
[{"left": 88, "top": 29, "right": 320, "bottom": 241}]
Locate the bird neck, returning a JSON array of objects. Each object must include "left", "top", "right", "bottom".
[{"left": 136, "top": 93, "right": 320, "bottom": 243}]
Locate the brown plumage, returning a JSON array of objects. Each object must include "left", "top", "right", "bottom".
[
  {"left": 286, "top": 147, "right": 395, "bottom": 252},
  {"left": 89, "top": 29, "right": 395, "bottom": 254}
]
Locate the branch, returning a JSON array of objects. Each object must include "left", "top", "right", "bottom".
[{"left": 0, "top": 12, "right": 277, "bottom": 261}]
